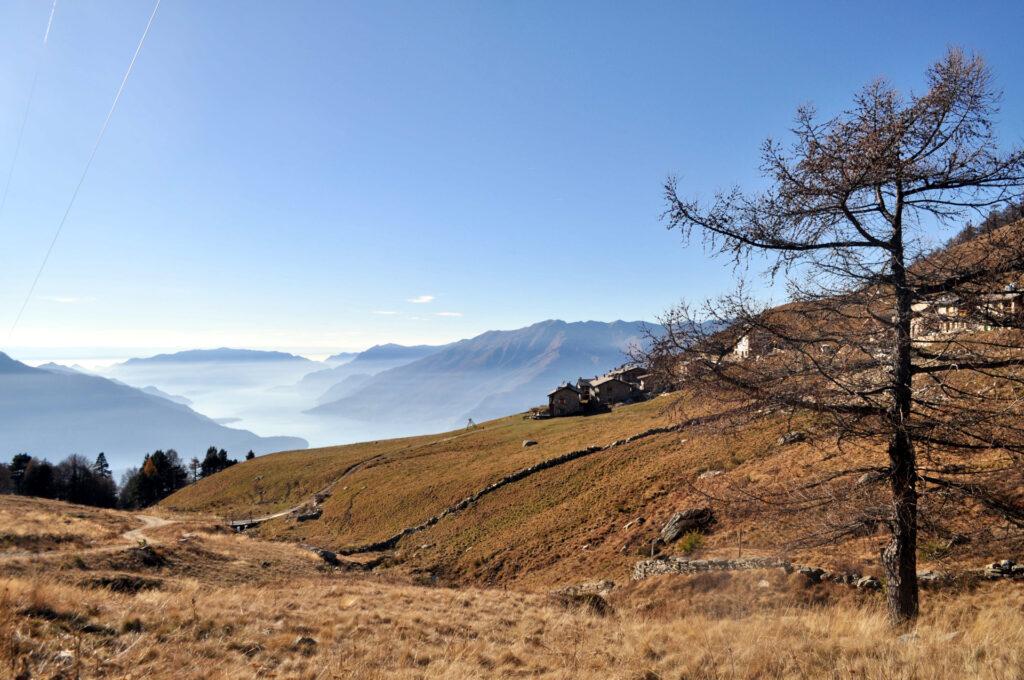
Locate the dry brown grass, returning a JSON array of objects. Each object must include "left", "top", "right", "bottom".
[
  {"left": 0, "top": 496, "right": 134, "bottom": 555},
  {"left": 4, "top": 563, "right": 1024, "bottom": 679},
  {"left": 156, "top": 392, "right": 1018, "bottom": 589},
  {"left": 2, "top": 496, "right": 1024, "bottom": 679}
]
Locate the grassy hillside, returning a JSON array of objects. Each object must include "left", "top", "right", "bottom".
[
  {"left": 5, "top": 496, "right": 1024, "bottom": 679},
  {"left": 164, "top": 393, "right": 878, "bottom": 586},
  {"left": 165, "top": 380, "right": 1024, "bottom": 592},
  {"left": 164, "top": 396, "right": 677, "bottom": 524}
]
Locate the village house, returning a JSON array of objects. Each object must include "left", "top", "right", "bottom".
[
  {"left": 911, "top": 285, "right": 1023, "bottom": 340},
  {"left": 733, "top": 334, "right": 751, "bottom": 359},
  {"left": 607, "top": 365, "right": 647, "bottom": 385},
  {"left": 588, "top": 375, "right": 635, "bottom": 404},
  {"left": 576, "top": 377, "right": 594, "bottom": 400},
  {"left": 547, "top": 383, "right": 583, "bottom": 417},
  {"left": 543, "top": 364, "right": 655, "bottom": 417}
]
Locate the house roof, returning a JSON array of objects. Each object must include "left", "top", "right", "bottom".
[
  {"left": 591, "top": 376, "right": 630, "bottom": 388},
  {"left": 547, "top": 383, "right": 580, "bottom": 397}
]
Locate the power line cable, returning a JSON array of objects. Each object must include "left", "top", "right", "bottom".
[
  {"left": 0, "top": 0, "right": 59, "bottom": 224},
  {"left": 8, "top": 0, "right": 161, "bottom": 341}
]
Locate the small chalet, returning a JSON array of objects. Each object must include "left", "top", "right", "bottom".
[
  {"left": 589, "top": 375, "right": 634, "bottom": 404},
  {"left": 548, "top": 383, "right": 583, "bottom": 417}
]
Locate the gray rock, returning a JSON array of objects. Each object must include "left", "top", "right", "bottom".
[
  {"left": 660, "top": 508, "right": 714, "bottom": 543},
  {"left": 698, "top": 469, "right": 724, "bottom": 480},
  {"left": 855, "top": 575, "right": 882, "bottom": 590},
  {"left": 523, "top": 439, "right": 538, "bottom": 447},
  {"left": 310, "top": 548, "right": 339, "bottom": 565},
  {"left": 798, "top": 566, "right": 826, "bottom": 583},
  {"left": 777, "top": 431, "right": 807, "bottom": 446},
  {"left": 985, "top": 561, "right": 1010, "bottom": 577},
  {"left": 917, "top": 570, "right": 949, "bottom": 586}
]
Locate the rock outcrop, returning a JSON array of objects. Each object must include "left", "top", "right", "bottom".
[
  {"left": 984, "top": 559, "right": 1024, "bottom": 579},
  {"left": 660, "top": 508, "right": 715, "bottom": 543}
]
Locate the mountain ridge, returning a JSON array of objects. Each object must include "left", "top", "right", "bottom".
[
  {"left": 307, "top": 319, "right": 658, "bottom": 427},
  {"left": 0, "top": 353, "right": 306, "bottom": 470}
]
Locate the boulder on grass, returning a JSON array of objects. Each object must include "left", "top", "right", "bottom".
[
  {"left": 777, "top": 431, "right": 807, "bottom": 446},
  {"left": 660, "top": 508, "right": 714, "bottom": 543}
]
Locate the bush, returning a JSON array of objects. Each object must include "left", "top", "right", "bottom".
[{"left": 677, "top": 530, "right": 704, "bottom": 554}]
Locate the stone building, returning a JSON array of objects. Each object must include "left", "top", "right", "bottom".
[
  {"left": 589, "top": 375, "right": 634, "bottom": 404},
  {"left": 548, "top": 383, "right": 583, "bottom": 417}
]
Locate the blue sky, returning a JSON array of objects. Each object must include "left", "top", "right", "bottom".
[{"left": 0, "top": 1, "right": 1021, "bottom": 362}]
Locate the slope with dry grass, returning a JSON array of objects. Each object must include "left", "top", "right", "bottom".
[
  {"left": 4, "top": 495, "right": 1024, "bottom": 680},
  {"left": 163, "top": 385, "right": 1019, "bottom": 590}
]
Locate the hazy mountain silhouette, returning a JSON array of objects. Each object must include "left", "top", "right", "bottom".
[
  {"left": 0, "top": 353, "right": 306, "bottom": 471},
  {"left": 324, "top": 351, "right": 359, "bottom": 364},
  {"left": 121, "top": 348, "right": 313, "bottom": 365},
  {"left": 297, "top": 343, "right": 447, "bottom": 398},
  {"left": 307, "top": 320, "right": 658, "bottom": 428},
  {"left": 139, "top": 385, "right": 193, "bottom": 406}
]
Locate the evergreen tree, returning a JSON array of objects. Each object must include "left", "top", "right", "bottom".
[
  {"left": 245, "top": 450, "right": 255, "bottom": 461},
  {"left": 92, "top": 452, "right": 112, "bottom": 479},
  {"left": 200, "top": 446, "right": 237, "bottom": 477},
  {"left": 9, "top": 453, "right": 31, "bottom": 493},
  {"left": 119, "top": 450, "right": 188, "bottom": 508}
]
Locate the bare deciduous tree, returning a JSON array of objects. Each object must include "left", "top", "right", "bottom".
[{"left": 645, "top": 48, "right": 1024, "bottom": 624}]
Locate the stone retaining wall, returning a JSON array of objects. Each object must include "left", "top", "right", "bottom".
[
  {"left": 337, "top": 424, "right": 682, "bottom": 555},
  {"left": 632, "top": 556, "right": 791, "bottom": 580}
]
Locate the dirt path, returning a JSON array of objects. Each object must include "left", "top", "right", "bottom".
[
  {"left": 0, "top": 513, "right": 178, "bottom": 561},
  {"left": 123, "top": 514, "right": 174, "bottom": 543}
]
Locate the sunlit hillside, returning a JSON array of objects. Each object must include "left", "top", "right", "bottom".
[
  {"left": 162, "top": 386, "right": 1018, "bottom": 590},
  {"left": 3, "top": 495, "right": 1024, "bottom": 679}
]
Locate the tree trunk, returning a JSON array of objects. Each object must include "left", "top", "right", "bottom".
[
  {"left": 883, "top": 428, "right": 919, "bottom": 624},
  {"left": 884, "top": 215, "right": 920, "bottom": 625}
]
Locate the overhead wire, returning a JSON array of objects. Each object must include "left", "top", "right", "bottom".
[{"left": 8, "top": 0, "right": 162, "bottom": 341}]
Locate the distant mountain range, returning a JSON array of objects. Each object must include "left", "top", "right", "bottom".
[
  {"left": 307, "top": 320, "right": 658, "bottom": 428},
  {"left": 121, "top": 348, "right": 313, "bottom": 366},
  {"left": 138, "top": 385, "right": 193, "bottom": 406},
  {"left": 324, "top": 351, "right": 359, "bottom": 364},
  {"left": 0, "top": 353, "right": 306, "bottom": 472},
  {"left": 6, "top": 320, "right": 662, "bottom": 459},
  {"left": 297, "top": 343, "right": 446, "bottom": 400}
]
